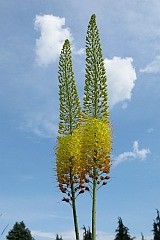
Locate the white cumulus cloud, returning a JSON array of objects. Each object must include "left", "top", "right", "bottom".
[
  {"left": 34, "top": 15, "right": 72, "bottom": 65},
  {"left": 113, "top": 141, "right": 150, "bottom": 166},
  {"left": 140, "top": 56, "right": 160, "bottom": 74},
  {"left": 104, "top": 57, "right": 137, "bottom": 107}
]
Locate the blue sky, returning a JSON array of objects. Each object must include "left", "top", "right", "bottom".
[{"left": 0, "top": 0, "right": 160, "bottom": 239}]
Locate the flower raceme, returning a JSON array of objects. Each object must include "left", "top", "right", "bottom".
[
  {"left": 56, "top": 116, "right": 112, "bottom": 196},
  {"left": 56, "top": 127, "right": 82, "bottom": 185},
  {"left": 80, "top": 117, "right": 112, "bottom": 175}
]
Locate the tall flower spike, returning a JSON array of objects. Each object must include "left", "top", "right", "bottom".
[
  {"left": 82, "top": 14, "right": 112, "bottom": 240},
  {"left": 83, "top": 14, "right": 109, "bottom": 119},
  {"left": 56, "top": 39, "right": 81, "bottom": 240},
  {"left": 58, "top": 39, "right": 82, "bottom": 135}
]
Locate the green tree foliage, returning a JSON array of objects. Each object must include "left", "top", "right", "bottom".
[
  {"left": 55, "top": 233, "right": 63, "bottom": 240},
  {"left": 82, "top": 226, "right": 92, "bottom": 240},
  {"left": 6, "top": 221, "right": 34, "bottom": 240},
  {"left": 115, "top": 217, "right": 134, "bottom": 240},
  {"left": 141, "top": 232, "right": 145, "bottom": 240},
  {"left": 153, "top": 210, "right": 160, "bottom": 240}
]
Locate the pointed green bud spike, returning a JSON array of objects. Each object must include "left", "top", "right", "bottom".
[
  {"left": 58, "top": 39, "right": 82, "bottom": 135},
  {"left": 83, "top": 14, "right": 109, "bottom": 119}
]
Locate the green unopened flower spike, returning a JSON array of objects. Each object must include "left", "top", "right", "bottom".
[
  {"left": 84, "top": 14, "right": 109, "bottom": 119},
  {"left": 58, "top": 39, "right": 82, "bottom": 135}
]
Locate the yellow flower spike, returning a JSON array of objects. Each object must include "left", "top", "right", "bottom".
[
  {"left": 79, "top": 117, "right": 112, "bottom": 173},
  {"left": 56, "top": 126, "right": 83, "bottom": 185}
]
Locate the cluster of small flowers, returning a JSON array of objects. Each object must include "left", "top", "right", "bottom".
[{"left": 56, "top": 116, "right": 112, "bottom": 203}]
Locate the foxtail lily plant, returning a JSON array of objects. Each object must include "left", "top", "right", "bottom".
[{"left": 55, "top": 15, "right": 112, "bottom": 240}]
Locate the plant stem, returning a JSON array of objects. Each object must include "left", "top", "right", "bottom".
[
  {"left": 70, "top": 169, "right": 80, "bottom": 240},
  {"left": 92, "top": 167, "right": 97, "bottom": 240}
]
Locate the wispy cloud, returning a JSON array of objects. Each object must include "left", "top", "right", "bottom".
[
  {"left": 73, "top": 47, "right": 85, "bottom": 56},
  {"left": 140, "top": 56, "right": 160, "bottom": 74},
  {"left": 32, "top": 229, "right": 114, "bottom": 240},
  {"left": 32, "top": 229, "right": 82, "bottom": 240},
  {"left": 18, "top": 174, "right": 33, "bottom": 181},
  {"left": 96, "top": 231, "right": 115, "bottom": 240},
  {"left": 20, "top": 111, "right": 58, "bottom": 138},
  {"left": 34, "top": 15, "right": 72, "bottom": 66},
  {"left": 32, "top": 230, "right": 56, "bottom": 239},
  {"left": 105, "top": 57, "right": 137, "bottom": 108},
  {"left": 113, "top": 141, "right": 150, "bottom": 166},
  {"left": 122, "top": 102, "right": 128, "bottom": 110},
  {"left": 49, "top": 214, "right": 72, "bottom": 220},
  {"left": 147, "top": 128, "right": 154, "bottom": 133},
  {"left": 32, "top": 229, "right": 152, "bottom": 240}
]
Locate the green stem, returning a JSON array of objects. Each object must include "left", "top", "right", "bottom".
[
  {"left": 65, "top": 51, "right": 79, "bottom": 240},
  {"left": 70, "top": 168, "right": 80, "bottom": 240},
  {"left": 92, "top": 167, "right": 97, "bottom": 240}
]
